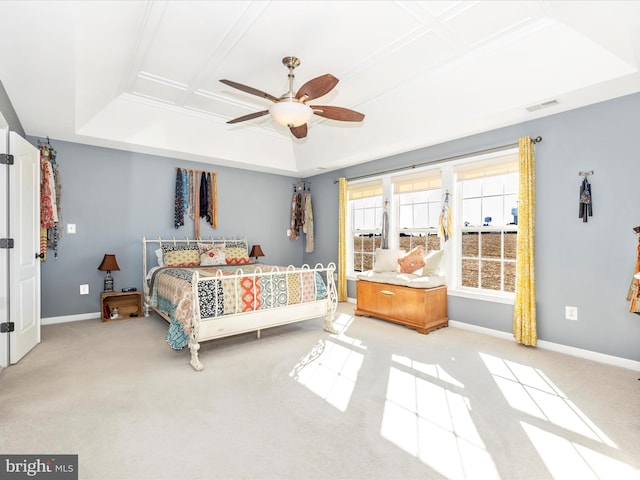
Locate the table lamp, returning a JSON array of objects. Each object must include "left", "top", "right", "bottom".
[
  {"left": 98, "top": 254, "right": 120, "bottom": 292},
  {"left": 249, "top": 245, "right": 265, "bottom": 263}
]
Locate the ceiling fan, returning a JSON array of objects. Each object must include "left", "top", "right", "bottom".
[{"left": 220, "top": 56, "right": 365, "bottom": 139}]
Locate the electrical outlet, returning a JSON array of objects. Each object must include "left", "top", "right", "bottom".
[
  {"left": 565, "top": 306, "right": 578, "bottom": 321},
  {"left": 80, "top": 284, "right": 89, "bottom": 295},
  {"left": 67, "top": 223, "right": 76, "bottom": 234}
]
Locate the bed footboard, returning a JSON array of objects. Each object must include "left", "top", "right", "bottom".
[
  {"left": 185, "top": 264, "right": 338, "bottom": 371},
  {"left": 142, "top": 235, "right": 339, "bottom": 371}
]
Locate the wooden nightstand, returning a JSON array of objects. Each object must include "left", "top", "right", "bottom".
[{"left": 100, "top": 291, "right": 143, "bottom": 322}]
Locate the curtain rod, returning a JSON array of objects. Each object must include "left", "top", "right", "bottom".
[
  {"left": 176, "top": 167, "right": 215, "bottom": 174},
  {"left": 333, "top": 136, "right": 542, "bottom": 184}
]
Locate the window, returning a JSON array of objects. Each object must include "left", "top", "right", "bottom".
[
  {"left": 349, "top": 180, "right": 383, "bottom": 272},
  {"left": 392, "top": 172, "right": 442, "bottom": 253},
  {"left": 344, "top": 149, "right": 519, "bottom": 303},
  {"left": 455, "top": 154, "right": 518, "bottom": 294}
]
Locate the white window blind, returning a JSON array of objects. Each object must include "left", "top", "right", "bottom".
[
  {"left": 348, "top": 180, "right": 383, "bottom": 200},
  {"left": 454, "top": 153, "right": 518, "bottom": 180},
  {"left": 392, "top": 171, "right": 441, "bottom": 193}
]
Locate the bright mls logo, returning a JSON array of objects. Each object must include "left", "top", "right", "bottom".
[{"left": 0, "top": 455, "right": 77, "bottom": 479}]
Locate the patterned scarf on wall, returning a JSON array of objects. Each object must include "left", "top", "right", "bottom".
[
  {"left": 174, "top": 168, "right": 184, "bottom": 228},
  {"left": 206, "top": 172, "right": 213, "bottom": 224},
  {"left": 199, "top": 171, "right": 208, "bottom": 218}
]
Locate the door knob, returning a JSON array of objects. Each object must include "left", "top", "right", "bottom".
[{"left": 35, "top": 252, "right": 44, "bottom": 259}]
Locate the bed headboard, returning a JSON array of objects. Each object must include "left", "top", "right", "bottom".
[{"left": 141, "top": 236, "right": 249, "bottom": 293}]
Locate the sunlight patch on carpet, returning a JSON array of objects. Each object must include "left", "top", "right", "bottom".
[
  {"left": 289, "top": 335, "right": 364, "bottom": 412},
  {"left": 381, "top": 357, "right": 499, "bottom": 479},
  {"left": 480, "top": 353, "right": 616, "bottom": 446},
  {"left": 480, "top": 352, "right": 638, "bottom": 479},
  {"left": 522, "top": 422, "right": 639, "bottom": 480}
]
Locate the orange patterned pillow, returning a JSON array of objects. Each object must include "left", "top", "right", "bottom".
[
  {"left": 225, "top": 246, "right": 251, "bottom": 264},
  {"left": 397, "top": 246, "right": 426, "bottom": 274}
]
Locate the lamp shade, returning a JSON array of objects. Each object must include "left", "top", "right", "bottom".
[
  {"left": 249, "top": 245, "right": 265, "bottom": 260},
  {"left": 269, "top": 100, "right": 313, "bottom": 127},
  {"left": 98, "top": 254, "right": 120, "bottom": 272}
]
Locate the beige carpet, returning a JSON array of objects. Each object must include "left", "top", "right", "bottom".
[{"left": 1, "top": 303, "right": 639, "bottom": 480}]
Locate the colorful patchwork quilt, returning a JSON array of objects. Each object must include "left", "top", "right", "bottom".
[{"left": 148, "top": 265, "right": 328, "bottom": 350}]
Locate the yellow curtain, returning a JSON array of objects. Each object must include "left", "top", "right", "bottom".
[
  {"left": 513, "top": 136, "right": 537, "bottom": 346},
  {"left": 338, "top": 177, "right": 348, "bottom": 302}
]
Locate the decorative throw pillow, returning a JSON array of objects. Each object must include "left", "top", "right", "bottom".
[
  {"left": 162, "top": 244, "right": 200, "bottom": 267},
  {"left": 373, "top": 248, "right": 403, "bottom": 273},
  {"left": 423, "top": 249, "right": 445, "bottom": 276},
  {"left": 155, "top": 248, "right": 164, "bottom": 267},
  {"left": 223, "top": 239, "right": 250, "bottom": 264},
  {"left": 398, "top": 246, "right": 426, "bottom": 274},
  {"left": 199, "top": 244, "right": 226, "bottom": 266},
  {"left": 225, "top": 247, "right": 251, "bottom": 264}
]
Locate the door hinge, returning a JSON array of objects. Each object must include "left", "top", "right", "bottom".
[
  {"left": 0, "top": 322, "right": 15, "bottom": 333},
  {"left": 0, "top": 154, "right": 14, "bottom": 165},
  {"left": 0, "top": 238, "right": 14, "bottom": 249}
]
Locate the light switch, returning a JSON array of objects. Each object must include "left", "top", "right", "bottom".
[
  {"left": 67, "top": 223, "right": 76, "bottom": 234},
  {"left": 565, "top": 306, "right": 578, "bottom": 321}
]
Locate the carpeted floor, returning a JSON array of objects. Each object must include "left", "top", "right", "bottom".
[{"left": 1, "top": 303, "right": 639, "bottom": 480}]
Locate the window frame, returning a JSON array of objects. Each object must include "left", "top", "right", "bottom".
[
  {"left": 347, "top": 180, "right": 384, "bottom": 274},
  {"left": 451, "top": 151, "right": 518, "bottom": 302},
  {"left": 345, "top": 148, "right": 519, "bottom": 305},
  {"left": 393, "top": 171, "right": 443, "bottom": 255}
]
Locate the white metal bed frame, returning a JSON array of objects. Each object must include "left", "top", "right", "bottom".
[{"left": 142, "top": 236, "right": 338, "bottom": 371}]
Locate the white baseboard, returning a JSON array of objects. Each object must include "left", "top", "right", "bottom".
[
  {"left": 42, "top": 312, "right": 100, "bottom": 325},
  {"left": 449, "top": 320, "right": 640, "bottom": 373}
]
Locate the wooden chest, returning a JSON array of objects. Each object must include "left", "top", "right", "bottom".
[{"left": 355, "top": 280, "right": 448, "bottom": 334}]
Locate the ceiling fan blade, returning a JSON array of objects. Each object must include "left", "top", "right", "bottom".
[
  {"left": 311, "top": 105, "right": 365, "bottom": 122},
  {"left": 295, "top": 74, "right": 339, "bottom": 101},
  {"left": 220, "top": 79, "right": 279, "bottom": 103},
  {"left": 290, "top": 124, "right": 308, "bottom": 139},
  {"left": 226, "top": 110, "right": 270, "bottom": 124}
]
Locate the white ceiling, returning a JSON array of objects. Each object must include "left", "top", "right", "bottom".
[{"left": 1, "top": 1, "right": 639, "bottom": 177}]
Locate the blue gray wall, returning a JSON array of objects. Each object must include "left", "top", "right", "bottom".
[
  {"left": 31, "top": 139, "right": 304, "bottom": 318},
  {"left": 304, "top": 92, "right": 640, "bottom": 363}
]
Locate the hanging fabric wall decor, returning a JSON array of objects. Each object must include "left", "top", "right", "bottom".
[
  {"left": 174, "top": 168, "right": 184, "bottom": 228},
  {"left": 174, "top": 168, "right": 217, "bottom": 237},
  {"left": 439, "top": 191, "right": 452, "bottom": 242},
  {"left": 38, "top": 138, "right": 62, "bottom": 260},
  {"left": 626, "top": 227, "right": 640, "bottom": 315},
  {"left": 578, "top": 171, "right": 593, "bottom": 222},
  {"left": 207, "top": 172, "right": 214, "bottom": 225},
  {"left": 199, "top": 171, "right": 207, "bottom": 222},
  {"left": 289, "top": 181, "right": 314, "bottom": 252},
  {"left": 381, "top": 200, "right": 389, "bottom": 249}
]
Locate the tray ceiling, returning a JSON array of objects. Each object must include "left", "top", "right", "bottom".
[{"left": 1, "top": 1, "right": 639, "bottom": 176}]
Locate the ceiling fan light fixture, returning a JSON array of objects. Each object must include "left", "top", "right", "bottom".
[
  {"left": 269, "top": 100, "right": 313, "bottom": 128},
  {"left": 222, "top": 57, "right": 363, "bottom": 137}
]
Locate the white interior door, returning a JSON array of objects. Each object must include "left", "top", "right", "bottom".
[
  {"left": 8, "top": 131, "right": 40, "bottom": 363},
  {"left": 0, "top": 125, "right": 8, "bottom": 367}
]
